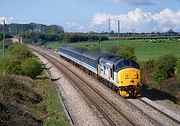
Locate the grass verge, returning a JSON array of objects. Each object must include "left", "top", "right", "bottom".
[
  {"left": 0, "top": 71, "right": 69, "bottom": 126},
  {"left": 35, "top": 72, "right": 69, "bottom": 126}
]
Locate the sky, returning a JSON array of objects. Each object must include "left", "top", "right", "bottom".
[{"left": 0, "top": 0, "right": 180, "bottom": 33}]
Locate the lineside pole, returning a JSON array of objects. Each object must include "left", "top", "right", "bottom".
[
  {"left": 117, "top": 20, "right": 120, "bottom": 47},
  {"left": 109, "top": 18, "right": 111, "bottom": 34}
]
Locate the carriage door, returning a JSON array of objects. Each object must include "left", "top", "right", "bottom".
[
  {"left": 103, "top": 66, "right": 106, "bottom": 75},
  {"left": 110, "top": 68, "right": 114, "bottom": 80},
  {"left": 108, "top": 68, "right": 114, "bottom": 80}
]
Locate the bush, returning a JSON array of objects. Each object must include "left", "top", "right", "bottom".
[
  {"left": 2, "top": 56, "right": 22, "bottom": 74},
  {"left": 21, "top": 58, "right": 43, "bottom": 79},
  {"left": 117, "top": 46, "right": 137, "bottom": 61},
  {"left": 8, "top": 43, "right": 33, "bottom": 60},
  {"left": 106, "top": 44, "right": 120, "bottom": 55},
  {"left": 176, "top": 59, "right": 180, "bottom": 76},
  {"left": 142, "top": 60, "right": 155, "bottom": 70},
  {"left": 153, "top": 54, "right": 177, "bottom": 83},
  {"left": 0, "top": 43, "right": 42, "bottom": 78},
  {"left": 107, "top": 45, "right": 137, "bottom": 61}
]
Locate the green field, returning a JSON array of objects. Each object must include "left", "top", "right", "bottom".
[{"left": 44, "top": 39, "right": 180, "bottom": 61}]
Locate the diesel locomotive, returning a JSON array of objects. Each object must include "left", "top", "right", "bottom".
[{"left": 58, "top": 46, "right": 142, "bottom": 97}]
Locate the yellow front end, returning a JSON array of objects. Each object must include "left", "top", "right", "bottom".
[{"left": 118, "top": 68, "right": 142, "bottom": 97}]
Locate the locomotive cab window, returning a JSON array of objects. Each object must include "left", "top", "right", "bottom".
[
  {"left": 124, "top": 60, "right": 130, "bottom": 66},
  {"left": 115, "top": 60, "right": 139, "bottom": 70},
  {"left": 116, "top": 61, "right": 124, "bottom": 70},
  {"left": 130, "top": 61, "right": 139, "bottom": 69}
]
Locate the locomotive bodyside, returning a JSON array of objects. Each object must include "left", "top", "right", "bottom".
[{"left": 98, "top": 56, "right": 142, "bottom": 97}]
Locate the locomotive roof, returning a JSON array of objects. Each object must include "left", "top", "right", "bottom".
[
  {"left": 82, "top": 51, "right": 104, "bottom": 60},
  {"left": 60, "top": 46, "right": 87, "bottom": 55},
  {"left": 100, "top": 55, "right": 123, "bottom": 66}
]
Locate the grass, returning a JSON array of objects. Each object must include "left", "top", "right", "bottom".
[
  {"left": 34, "top": 72, "right": 69, "bottom": 126},
  {"left": 0, "top": 71, "right": 69, "bottom": 126},
  {"left": 43, "top": 42, "right": 65, "bottom": 51},
  {"left": 44, "top": 39, "right": 180, "bottom": 61},
  {"left": 165, "top": 99, "right": 180, "bottom": 109}
]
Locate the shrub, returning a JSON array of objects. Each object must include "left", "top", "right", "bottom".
[
  {"left": 3, "top": 56, "right": 22, "bottom": 74},
  {"left": 21, "top": 58, "right": 43, "bottom": 79},
  {"left": 106, "top": 45, "right": 137, "bottom": 61},
  {"left": 140, "top": 60, "right": 155, "bottom": 87},
  {"left": 0, "top": 73, "right": 42, "bottom": 105},
  {"left": 153, "top": 54, "right": 177, "bottom": 83},
  {"left": 106, "top": 44, "right": 120, "bottom": 55},
  {"left": 176, "top": 59, "right": 180, "bottom": 76},
  {"left": 143, "top": 59, "right": 155, "bottom": 70},
  {"left": 117, "top": 46, "right": 137, "bottom": 61},
  {"left": 8, "top": 43, "right": 33, "bottom": 60}
]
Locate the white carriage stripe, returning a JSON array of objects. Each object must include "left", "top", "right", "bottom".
[{"left": 59, "top": 52, "right": 97, "bottom": 74}]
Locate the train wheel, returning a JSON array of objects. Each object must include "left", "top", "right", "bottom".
[
  {"left": 112, "top": 85, "right": 116, "bottom": 91},
  {"left": 108, "top": 83, "right": 112, "bottom": 88},
  {"left": 105, "top": 81, "right": 108, "bottom": 87}
]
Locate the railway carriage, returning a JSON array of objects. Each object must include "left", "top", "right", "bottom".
[
  {"left": 59, "top": 46, "right": 142, "bottom": 97},
  {"left": 81, "top": 51, "right": 104, "bottom": 74}
]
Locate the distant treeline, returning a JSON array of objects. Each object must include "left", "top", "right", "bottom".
[
  {"left": 0, "top": 22, "right": 64, "bottom": 35},
  {"left": 21, "top": 33, "right": 109, "bottom": 44},
  {"left": 0, "top": 32, "right": 13, "bottom": 41},
  {"left": 63, "top": 34, "right": 109, "bottom": 43}
]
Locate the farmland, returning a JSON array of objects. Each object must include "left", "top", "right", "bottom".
[{"left": 44, "top": 39, "right": 180, "bottom": 61}]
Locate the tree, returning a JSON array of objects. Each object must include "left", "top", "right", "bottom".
[
  {"left": 107, "top": 44, "right": 120, "bottom": 55},
  {"left": 117, "top": 46, "right": 137, "bottom": 61},
  {"left": 46, "top": 25, "right": 64, "bottom": 34},
  {"left": 0, "top": 23, "right": 64, "bottom": 35},
  {"left": 153, "top": 54, "right": 177, "bottom": 83},
  {"left": 107, "top": 45, "right": 137, "bottom": 61}
]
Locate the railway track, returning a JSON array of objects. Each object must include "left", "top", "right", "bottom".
[
  {"left": 140, "top": 98, "right": 180, "bottom": 124},
  {"left": 30, "top": 46, "right": 179, "bottom": 126},
  {"left": 128, "top": 98, "right": 180, "bottom": 126},
  {"left": 31, "top": 47, "right": 134, "bottom": 126}
]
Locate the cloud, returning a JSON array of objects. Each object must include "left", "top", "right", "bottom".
[
  {"left": 152, "top": 8, "right": 180, "bottom": 32},
  {"left": 66, "top": 22, "right": 85, "bottom": 32},
  {"left": 91, "top": 8, "right": 180, "bottom": 32},
  {"left": 0, "top": 16, "right": 14, "bottom": 24}
]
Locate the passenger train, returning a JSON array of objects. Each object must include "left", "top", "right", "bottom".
[{"left": 58, "top": 46, "right": 142, "bottom": 97}]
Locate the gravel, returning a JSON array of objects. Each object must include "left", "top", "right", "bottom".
[
  {"left": 33, "top": 51, "right": 104, "bottom": 126},
  {"left": 128, "top": 98, "right": 180, "bottom": 126},
  {"left": 154, "top": 99, "right": 180, "bottom": 117}
]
